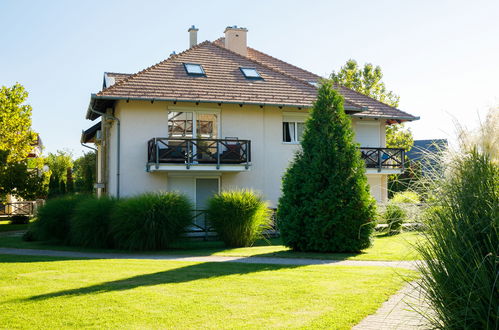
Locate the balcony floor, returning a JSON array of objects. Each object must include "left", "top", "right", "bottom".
[{"left": 147, "top": 162, "right": 250, "bottom": 172}]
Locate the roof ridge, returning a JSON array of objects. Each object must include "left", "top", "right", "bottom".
[
  {"left": 99, "top": 41, "right": 213, "bottom": 95},
  {"left": 247, "top": 46, "right": 322, "bottom": 80}
]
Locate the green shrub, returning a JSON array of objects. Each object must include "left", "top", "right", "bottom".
[
  {"left": 69, "top": 196, "right": 116, "bottom": 248},
  {"left": 383, "top": 203, "right": 406, "bottom": 235},
  {"left": 278, "top": 82, "right": 376, "bottom": 252},
  {"left": 416, "top": 148, "right": 498, "bottom": 329},
  {"left": 9, "top": 215, "right": 30, "bottom": 224},
  {"left": 110, "top": 192, "right": 192, "bottom": 250},
  {"left": 28, "top": 195, "right": 89, "bottom": 242},
  {"left": 207, "top": 190, "right": 271, "bottom": 247},
  {"left": 391, "top": 191, "right": 421, "bottom": 204}
]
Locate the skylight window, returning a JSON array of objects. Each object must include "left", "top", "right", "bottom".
[
  {"left": 240, "top": 67, "right": 262, "bottom": 79},
  {"left": 183, "top": 63, "right": 205, "bottom": 76},
  {"left": 308, "top": 81, "right": 319, "bottom": 87}
]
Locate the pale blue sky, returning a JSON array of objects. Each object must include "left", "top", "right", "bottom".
[{"left": 1, "top": 0, "right": 498, "bottom": 156}]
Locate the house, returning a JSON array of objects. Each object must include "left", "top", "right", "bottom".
[
  {"left": 81, "top": 25, "right": 418, "bottom": 211},
  {"left": 406, "top": 139, "right": 447, "bottom": 177}
]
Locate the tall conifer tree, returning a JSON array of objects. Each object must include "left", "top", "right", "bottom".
[{"left": 277, "top": 81, "right": 376, "bottom": 252}]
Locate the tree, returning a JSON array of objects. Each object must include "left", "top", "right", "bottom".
[
  {"left": 0, "top": 84, "right": 46, "bottom": 200},
  {"left": 0, "top": 84, "right": 37, "bottom": 163},
  {"left": 45, "top": 151, "right": 73, "bottom": 198},
  {"left": 330, "top": 59, "right": 413, "bottom": 150},
  {"left": 73, "top": 152, "right": 96, "bottom": 193},
  {"left": 277, "top": 82, "right": 376, "bottom": 252}
]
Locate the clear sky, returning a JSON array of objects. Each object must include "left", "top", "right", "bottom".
[{"left": 1, "top": 0, "right": 498, "bottom": 157}]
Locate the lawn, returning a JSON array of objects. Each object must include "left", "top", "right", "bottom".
[
  {"left": 0, "top": 254, "right": 417, "bottom": 329},
  {"left": 0, "top": 231, "right": 423, "bottom": 261}
]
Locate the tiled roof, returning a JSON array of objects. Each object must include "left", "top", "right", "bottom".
[
  {"left": 95, "top": 41, "right": 331, "bottom": 108},
  {"left": 91, "top": 39, "right": 418, "bottom": 122},
  {"left": 216, "top": 39, "right": 417, "bottom": 121}
]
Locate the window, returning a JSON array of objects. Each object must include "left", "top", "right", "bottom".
[
  {"left": 183, "top": 63, "right": 205, "bottom": 76},
  {"left": 168, "top": 111, "right": 218, "bottom": 138},
  {"left": 283, "top": 122, "right": 305, "bottom": 143},
  {"left": 308, "top": 81, "right": 318, "bottom": 87},
  {"left": 240, "top": 67, "right": 262, "bottom": 79}
]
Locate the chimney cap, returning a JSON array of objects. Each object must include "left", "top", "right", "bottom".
[
  {"left": 188, "top": 25, "right": 199, "bottom": 32},
  {"left": 224, "top": 25, "right": 248, "bottom": 32}
]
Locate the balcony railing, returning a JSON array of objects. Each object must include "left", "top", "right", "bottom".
[
  {"left": 147, "top": 138, "right": 251, "bottom": 169},
  {"left": 360, "top": 147, "right": 405, "bottom": 171}
]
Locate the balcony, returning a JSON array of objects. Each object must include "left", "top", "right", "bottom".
[
  {"left": 147, "top": 138, "right": 251, "bottom": 172},
  {"left": 360, "top": 147, "right": 405, "bottom": 174}
]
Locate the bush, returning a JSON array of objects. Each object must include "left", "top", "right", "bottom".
[
  {"left": 28, "top": 194, "right": 89, "bottom": 242},
  {"left": 278, "top": 82, "right": 376, "bottom": 252},
  {"left": 207, "top": 190, "right": 271, "bottom": 247},
  {"left": 383, "top": 203, "right": 406, "bottom": 235},
  {"left": 416, "top": 148, "right": 498, "bottom": 329},
  {"left": 9, "top": 215, "right": 30, "bottom": 224},
  {"left": 110, "top": 192, "right": 192, "bottom": 250},
  {"left": 391, "top": 191, "right": 421, "bottom": 204},
  {"left": 69, "top": 196, "right": 116, "bottom": 248}
]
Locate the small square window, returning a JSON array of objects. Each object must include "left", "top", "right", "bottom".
[
  {"left": 308, "top": 81, "right": 318, "bottom": 87},
  {"left": 183, "top": 63, "right": 205, "bottom": 76},
  {"left": 240, "top": 67, "right": 262, "bottom": 79}
]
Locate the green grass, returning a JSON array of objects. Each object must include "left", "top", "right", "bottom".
[
  {"left": 0, "top": 220, "right": 30, "bottom": 232},
  {"left": 0, "top": 254, "right": 417, "bottom": 329},
  {"left": 0, "top": 232, "right": 423, "bottom": 261}
]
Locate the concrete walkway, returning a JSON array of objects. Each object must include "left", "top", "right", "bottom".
[
  {"left": 353, "top": 281, "right": 429, "bottom": 329},
  {"left": 0, "top": 247, "right": 417, "bottom": 269}
]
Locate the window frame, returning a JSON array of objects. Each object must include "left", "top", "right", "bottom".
[
  {"left": 183, "top": 63, "right": 206, "bottom": 76},
  {"left": 239, "top": 67, "right": 263, "bottom": 80},
  {"left": 282, "top": 121, "right": 305, "bottom": 144}
]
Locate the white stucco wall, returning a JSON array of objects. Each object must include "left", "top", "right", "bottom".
[{"left": 104, "top": 100, "right": 388, "bottom": 203}]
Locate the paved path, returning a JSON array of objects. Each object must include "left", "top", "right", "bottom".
[
  {"left": 0, "top": 247, "right": 417, "bottom": 269},
  {"left": 353, "top": 281, "right": 429, "bottom": 329}
]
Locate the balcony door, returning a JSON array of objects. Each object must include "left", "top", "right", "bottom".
[{"left": 168, "top": 111, "right": 219, "bottom": 139}]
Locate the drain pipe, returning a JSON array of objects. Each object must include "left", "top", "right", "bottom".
[{"left": 88, "top": 107, "right": 121, "bottom": 199}]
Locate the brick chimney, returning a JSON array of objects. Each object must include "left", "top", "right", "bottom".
[
  {"left": 188, "top": 25, "right": 198, "bottom": 48},
  {"left": 224, "top": 25, "right": 248, "bottom": 56}
]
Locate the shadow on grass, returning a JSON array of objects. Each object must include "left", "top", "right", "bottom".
[{"left": 24, "top": 261, "right": 301, "bottom": 301}]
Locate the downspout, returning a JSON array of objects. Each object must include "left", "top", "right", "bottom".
[{"left": 88, "top": 107, "right": 121, "bottom": 199}]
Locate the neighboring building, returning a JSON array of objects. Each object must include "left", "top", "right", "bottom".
[
  {"left": 406, "top": 139, "right": 448, "bottom": 176},
  {"left": 81, "top": 26, "right": 418, "bottom": 209}
]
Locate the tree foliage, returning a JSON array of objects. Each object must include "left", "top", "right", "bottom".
[
  {"left": 277, "top": 82, "right": 376, "bottom": 252},
  {"left": 0, "top": 84, "right": 46, "bottom": 200},
  {"left": 0, "top": 150, "right": 47, "bottom": 200},
  {"left": 73, "top": 152, "right": 96, "bottom": 193},
  {"left": 0, "top": 84, "right": 37, "bottom": 163},
  {"left": 45, "top": 150, "right": 73, "bottom": 198},
  {"left": 330, "top": 59, "right": 400, "bottom": 107}
]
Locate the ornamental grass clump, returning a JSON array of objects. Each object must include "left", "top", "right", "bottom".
[
  {"left": 69, "top": 196, "right": 117, "bottom": 248},
  {"left": 207, "top": 190, "right": 271, "bottom": 247},
  {"left": 383, "top": 203, "right": 406, "bottom": 235},
  {"left": 28, "top": 194, "right": 90, "bottom": 242},
  {"left": 110, "top": 192, "right": 192, "bottom": 251},
  {"left": 416, "top": 109, "right": 498, "bottom": 329}
]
